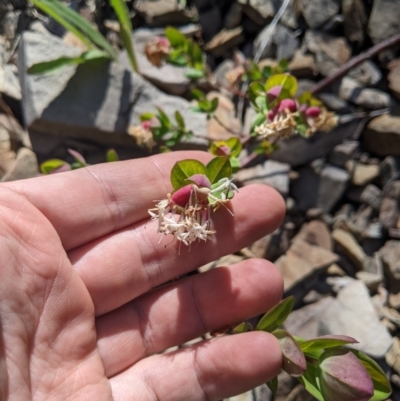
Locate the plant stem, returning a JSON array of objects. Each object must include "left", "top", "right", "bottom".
[
  {"left": 310, "top": 32, "right": 400, "bottom": 94},
  {"left": 212, "top": 115, "right": 244, "bottom": 137}
]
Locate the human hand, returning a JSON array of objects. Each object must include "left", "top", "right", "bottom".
[{"left": 0, "top": 151, "right": 285, "bottom": 401}]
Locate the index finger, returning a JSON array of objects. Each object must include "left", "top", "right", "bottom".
[{"left": 1, "top": 151, "right": 211, "bottom": 251}]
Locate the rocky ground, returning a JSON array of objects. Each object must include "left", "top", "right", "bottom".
[{"left": 1, "top": 0, "right": 400, "bottom": 400}]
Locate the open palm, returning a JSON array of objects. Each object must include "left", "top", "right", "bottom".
[{"left": 0, "top": 151, "right": 285, "bottom": 401}]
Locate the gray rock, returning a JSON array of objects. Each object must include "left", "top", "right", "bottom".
[
  {"left": 236, "top": 159, "right": 290, "bottom": 196},
  {"left": 329, "top": 140, "right": 359, "bottom": 168},
  {"left": 294, "top": 220, "right": 332, "bottom": 251},
  {"left": 380, "top": 240, "right": 400, "bottom": 295},
  {"left": 386, "top": 337, "right": 400, "bottom": 376},
  {"left": 291, "top": 164, "right": 349, "bottom": 213},
  {"left": 1, "top": 147, "right": 39, "bottom": 182},
  {"left": 288, "top": 49, "right": 317, "bottom": 79},
  {"left": 0, "top": 63, "right": 21, "bottom": 100},
  {"left": 18, "top": 31, "right": 208, "bottom": 154},
  {"left": 319, "top": 279, "right": 392, "bottom": 358},
  {"left": 301, "top": 0, "right": 340, "bottom": 29},
  {"left": 253, "top": 23, "right": 299, "bottom": 61},
  {"left": 379, "top": 181, "right": 400, "bottom": 230},
  {"left": 348, "top": 60, "right": 382, "bottom": 87},
  {"left": 380, "top": 156, "right": 400, "bottom": 187},
  {"left": 133, "top": 0, "right": 197, "bottom": 26},
  {"left": 224, "top": 2, "right": 242, "bottom": 30},
  {"left": 362, "top": 114, "right": 400, "bottom": 157},
  {"left": 360, "top": 184, "right": 382, "bottom": 210},
  {"left": 305, "top": 30, "right": 351, "bottom": 77},
  {"left": 0, "top": 124, "right": 15, "bottom": 178},
  {"left": 388, "top": 59, "right": 400, "bottom": 100},
  {"left": 342, "top": 0, "right": 367, "bottom": 46},
  {"left": 351, "top": 162, "right": 380, "bottom": 186},
  {"left": 206, "top": 27, "right": 244, "bottom": 57},
  {"left": 133, "top": 29, "right": 190, "bottom": 96},
  {"left": 275, "top": 238, "right": 339, "bottom": 291},
  {"left": 318, "top": 92, "right": 351, "bottom": 113},
  {"left": 368, "top": 0, "right": 400, "bottom": 62},
  {"left": 339, "top": 77, "right": 391, "bottom": 109}
]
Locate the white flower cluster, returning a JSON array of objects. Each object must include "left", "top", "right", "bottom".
[{"left": 254, "top": 111, "right": 296, "bottom": 141}]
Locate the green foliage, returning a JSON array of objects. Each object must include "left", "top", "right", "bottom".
[
  {"left": 243, "top": 59, "right": 289, "bottom": 84},
  {"left": 106, "top": 149, "right": 119, "bottom": 162},
  {"left": 164, "top": 27, "right": 205, "bottom": 79},
  {"left": 110, "top": 0, "right": 137, "bottom": 72},
  {"left": 189, "top": 89, "right": 219, "bottom": 117},
  {"left": 232, "top": 322, "right": 253, "bottom": 334},
  {"left": 266, "top": 377, "right": 278, "bottom": 394},
  {"left": 40, "top": 159, "right": 68, "bottom": 174},
  {"left": 256, "top": 296, "right": 295, "bottom": 332},
  {"left": 206, "top": 157, "right": 232, "bottom": 184},
  {"left": 209, "top": 137, "right": 242, "bottom": 173}
]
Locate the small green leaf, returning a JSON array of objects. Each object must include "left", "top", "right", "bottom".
[
  {"left": 298, "top": 363, "right": 325, "bottom": 401},
  {"left": 206, "top": 156, "right": 232, "bottom": 184},
  {"left": 265, "top": 73, "right": 297, "bottom": 97},
  {"left": 233, "top": 322, "right": 253, "bottom": 334},
  {"left": 170, "top": 159, "right": 208, "bottom": 190},
  {"left": 156, "top": 107, "right": 171, "bottom": 128},
  {"left": 67, "top": 149, "right": 86, "bottom": 166},
  {"left": 175, "top": 111, "right": 185, "bottom": 130},
  {"left": 40, "top": 159, "right": 68, "bottom": 174},
  {"left": 106, "top": 149, "right": 119, "bottom": 162},
  {"left": 278, "top": 59, "right": 289, "bottom": 72},
  {"left": 256, "top": 296, "right": 295, "bottom": 332},
  {"left": 184, "top": 68, "right": 204, "bottom": 80},
  {"left": 165, "top": 26, "right": 187, "bottom": 48},
  {"left": 209, "top": 97, "right": 219, "bottom": 113},
  {"left": 299, "top": 335, "right": 358, "bottom": 356},
  {"left": 140, "top": 112, "right": 155, "bottom": 121},
  {"left": 191, "top": 89, "right": 206, "bottom": 101},
  {"left": 226, "top": 137, "right": 242, "bottom": 157},
  {"left": 229, "top": 156, "right": 240, "bottom": 173},
  {"left": 262, "top": 65, "right": 272, "bottom": 79},
  {"left": 266, "top": 377, "right": 278, "bottom": 394},
  {"left": 250, "top": 113, "right": 266, "bottom": 133},
  {"left": 168, "top": 49, "right": 188, "bottom": 66},
  {"left": 188, "top": 41, "right": 203, "bottom": 65},
  {"left": 255, "top": 95, "right": 267, "bottom": 112},
  {"left": 249, "top": 82, "right": 264, "bottom": 106}
]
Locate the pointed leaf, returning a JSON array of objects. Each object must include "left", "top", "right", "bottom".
[
  {"left": 299, "top": 335, "right": 358, "bottom": 355},
  {"left": 170, "top": 159, "right": 207, "bottom": 190},
  {"left": 266, "top": 376, "right": 278, "bottom": 394},
  {"left": 165, "top": 26, "right": 187, "bottom": 48},
  {"left": 206, "top": 156, "right": 232, "bottom": 184},
  {"left": 67, "top": 149, "right": 86, "bottom": 166},
  {"left": 184, "top": 68, "right": 204, "bottom": 80},
  {"left": 250, "top": 113, "right": 266, "bottom": 133},
  {"left": 256, "top": 296, "right": 294, "bottom": 332},
  {"left": 175, "top": 111, "right": 185, "bottom": 130},
  {"left": 106, "top": 149, "right": 119, "bottom": 162},
  {"left": 40, "top": 159, "right": 68, "bottom": 174},
  {"left": 298, "top": 363, "right": 325, "bottom": 401},
  {"left": 156, "top": 107, "right": 171, "bottom": 128},
  {"left": 229, "top": 156, "right": 240, "bottom": 173},
  {"left": 191, "top": 89, "right": 206, "bottom": 101},
  {"left": 226, "top": 137, "right": 242, "bottom": 157},
  {"left": 140, "top": 112, "right": 155, "bottom": 121},
  {"left": 233, "top": 322, "right": 253, "bottom": 334}
]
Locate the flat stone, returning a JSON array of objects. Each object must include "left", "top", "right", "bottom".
[
  {"left": 207, "top": 92, "right": 242, "bottom": 140},
  {"left": 291, "top": 164, "right": 349, "bottom": 213},
  {"left": 351, "top": 163, "right": 380, "bottom": 186},
  {"left": 294, "top": 220, "right": 332, "bottom": 251},
  {"left": 284, "top": 296, "right": 335, "bottom": 339},
  {"left": 305, "top": 30, "right": 351, "bottom": 77},
  {"left": 388, "top": 59, "right": 400, "bottom": 100},
  {"left": 342, "top": 0, "right": 367, "bottom": 46},
  {"left": 18, "top": 31, "right": 208, "bottom": 154},
  {"left": 356, "top": 270, "right": 383, "bottom": 292},
  {"left": 0, "top": 62, "right": 21, "bottom": 100},
  {"left": 133, "top": 0, "right": 197, "bottom": 26},
  {"left": 368, "top": 0, "right": 400, "bottom": 62},
  {"left": 288, "top": 49, "right": 317, "bottom": 78},
  {"left": 363, "top": 114, "right": 400, "bottom": 157},
  {"left": 318, "top": 92, "right": 351, "bottom": 113},
  {"left": 329, "top": 140, "right": 359, "bottom": 168},
  {"left": 206, "top": 27, "right": 244, "bottom": 57},
  {"left": 275, "top": 238, "right": 339, "bottom": 291},
  {"left": 236, "top": 159, "right": 290, "bottom": 196},
  {"left": 332, "top": 229, "right": 366, "bottom": 271},
  {"left": 379, "top": 197, "right": 399, "bottom": 230},
  {"left": 1, "top": 147, "right": 39, "bottom": 182},
  {"left": 348, "top": 60, "right": 382, "bottom": 86},
  {"left": 386, "top": 337, "right": 400, "bottom": 376},
  {"left": 339, "top": 77, "right": 391, "bottom": 109},
  {"left": 380, "top": 156, "right": 400, "bottom": 187},
  {"left": 319, "top": 279, "right": 392, "bottom": 358},
  {"left": 359, "top": 184, "right": 382, "bottom": 210},
  {"left": 380, "top": 240, "right": 400, "bottom": 295},
  {"left": 301, "top": 0, "right": 340, "bottom": 29}
]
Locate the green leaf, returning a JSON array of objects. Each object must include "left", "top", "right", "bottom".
[
  {"left": 298, "top": 363, "right": 325, "bottom": 401},
  {"left": 140, "top": 112, "right": 155, "bottom": 121},
  {"left": 266, "top": 377, "right": 278, "bottom": 394},
  {"left": 262, "top": 65, "right": 272, "bottom": 79},
  {"left": 232, "top": 322, "right": 253, "bottom": 334},
  {"left": 175, "top": 111, "right": 185, "bottom": 130},
  {"left": 299, "top": 335, "right": 358, "bottom": 356},
  {"left": 278, "top": 59, "right": 289, "bottom": 72},
  {"left": 27, "top": 55, "right": 82, "bottom": 74},
  {"left": 351, "top": 350, "right": 392, "bottom": 401},
  {"left": 229, "top": 156, "right": 240, "bottom": 173},
  {"left": 188, "top": 41, "right": 203, "bottom": 65},
  {"left": 255, "top": 96, "right": 267, "bottom": 112},
  {"left": 209, "top": 97, "right": 219, "bottom": 113},
  {"left": 184, "top": 68, "right": 204, "bottom": 80},
  {"left": 165, "top": 26, "right": 187, "bottom": 48},
  {"left": 250, "top": 113, "right": 266, "bottom": 133},
  {"left": 168, "top": 49, "right": 188, "bottom": 66},
  {"left": 156, "top": 107, "right": 171, "bottom": 128},
  {"left": 248, "top": 82, "right": 264, "bottom": 106},
  {"left": 226, "top": 137, "right": 242, "bottom": 157},
  {"left": 106, "top": 149, "right": 119, "bottom": 162},
  {"left": 110, "top": 0, "right": 137, "bottom": 72},
  {"left": 31, "top": 0, "right": 117, "bottom": 59},
  {"left": 191, "top": 89, "right": 206, "bottom": 101},
  {"left": 256, "top": 296, "right": 295, "bottom": 332},
  {"left": 206, "top": 156, "right": 232, "bottom": 184},
  {"left": 265, "top": 73, "right": 297, "bottom": 97},
  {"left": 170, "top": 159, "right": 208, "bottom": 190},
  {"left": 40, "top": 159, "right": 68, "bottom": 174}
]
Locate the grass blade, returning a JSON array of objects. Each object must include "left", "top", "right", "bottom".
[{"left": 110, "top": 0, "right": 137, "bottom": 71}]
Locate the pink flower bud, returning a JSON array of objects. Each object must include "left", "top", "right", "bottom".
[
  {"left": 267, "top": 85, "right": 282, "bottom": 104},
  {"left": 305, "top": 106, "right": 321, "bottom": 118},
  {"left": 216, "top": 145, "right": 230, "bottom": 156},
  {"left": 187, "top": 174, "right": 211, "bottom": 189},
  {"left": 170, "top": 185, "right": 193, "bottom": 207},
  {"left": 141, "top": 120, "right": 152, "bottom": 130},
  {"left": 157, "top": 37, "right": 170, "bottom": 47},
  {"left": 319, "top": 349, "right": 374, "bottom": 401},
  {"left": 278, "top": 98, "right": 297, "bottom": 113}
]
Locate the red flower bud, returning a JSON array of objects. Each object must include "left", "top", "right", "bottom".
[
  {"left": 268, "top": 105, "right": 279, "bottom": 121},
  {"left": 267, "top": 85, "right": 282, "bottom": 104},
  {"left": 170, "top": 185, "right": 193, "bottom": 207},
  {"left": 305, "top": 106, "right": 321, "bottom": 118},
  {"left": 278, "top": 98, "right": 297, "bottom": 113}
]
